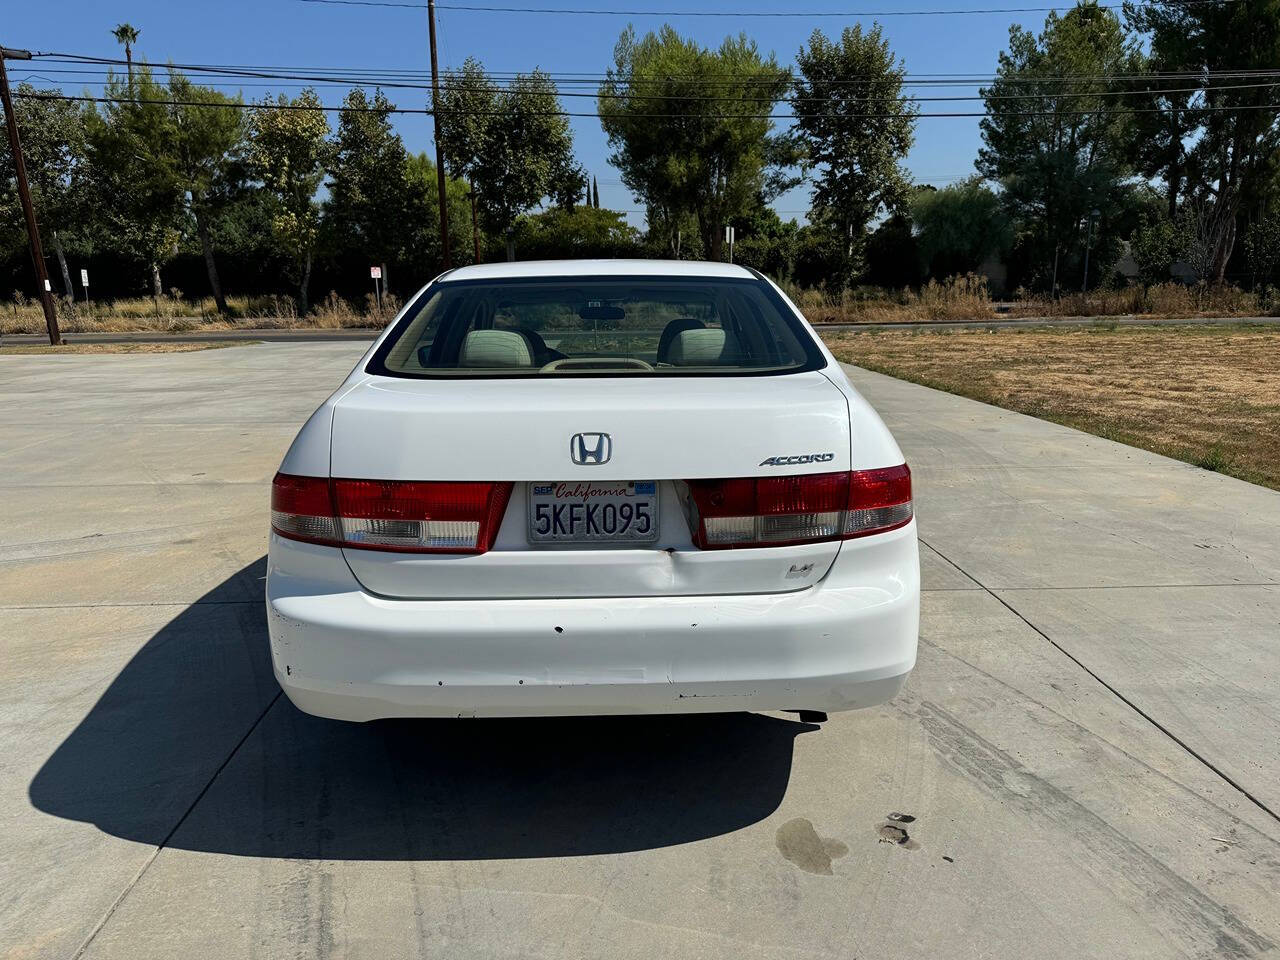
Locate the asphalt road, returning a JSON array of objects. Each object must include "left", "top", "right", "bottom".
[
  {"left": 4, "top": 311, "right": 1280, "bottom": 347},
  {"left": 2, "top": 343, "right": 1278, "bottom": 959}
]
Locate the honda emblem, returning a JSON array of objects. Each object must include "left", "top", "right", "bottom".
[{"left": 570, "top": 432, "right": 612, "bottom": 465}]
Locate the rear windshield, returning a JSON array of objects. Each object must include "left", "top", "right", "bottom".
[{"left": 366, "top": 275, "right": 824, "bottom": 378}]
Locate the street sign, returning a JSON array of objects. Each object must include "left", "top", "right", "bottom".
[
  {"left": 370, "top": 266, "right": 382, "bottom": 279},
  {"left": 80, "top": 268, "right": 88, "bottom": 287}
]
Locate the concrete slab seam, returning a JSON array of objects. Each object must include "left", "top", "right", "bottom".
[
  {"left": 917, "top": 535, "right": 1280, "bottom": 827},
  {"left": 67, "top": 691, "right": 284, "bottom": 960}
]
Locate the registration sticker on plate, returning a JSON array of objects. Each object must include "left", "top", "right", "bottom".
[{"left": 528, "top": 481, "right": 660, "bottom": 543}]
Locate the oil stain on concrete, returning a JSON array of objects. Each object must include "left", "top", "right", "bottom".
[{"left": 775, "top": 817, "right": 850, "bottom": 875}]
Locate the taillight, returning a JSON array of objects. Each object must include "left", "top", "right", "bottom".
[
  {"left": 684, "top": 465, "right": 911, "bottom": 549},
  {"left": 271, "top": 474, "right": 340, "bottom": 547},
  {"left": 272, "top": 473, "right": 513, "bottom": 554}
]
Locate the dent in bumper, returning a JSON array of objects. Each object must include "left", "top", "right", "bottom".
[{"left": 266, "top": 528, "right": 919, "bottom": 720}]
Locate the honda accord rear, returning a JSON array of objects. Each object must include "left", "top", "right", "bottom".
[{"left": 266, "top": 260, "right": 919, "bottom": 720}]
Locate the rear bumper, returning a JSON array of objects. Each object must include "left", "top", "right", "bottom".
[{"left": 266, "top": 526, "right": 919, "bottom": 721}]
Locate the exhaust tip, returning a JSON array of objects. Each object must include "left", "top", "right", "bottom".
[{"left": 792, "top": 710, "right": 828, "bottom": 724}]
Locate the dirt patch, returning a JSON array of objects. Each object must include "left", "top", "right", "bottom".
[
  {"left": 823, "top": 324, "right": 1280, "bottom": 490},
  {"left": 0, "top": 341, "right": 253, "bottom": 355}
]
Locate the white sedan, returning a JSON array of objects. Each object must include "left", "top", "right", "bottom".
[{"left": 267, "top": 260, "right": 918, "bottom": 721}]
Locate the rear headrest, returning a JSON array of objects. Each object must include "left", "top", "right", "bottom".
[
  {"left": 656, "top": 317, "right": 705, "bottom": 363},
  {"left": 666, "top": 328, "right": 741, "bottom": 366},
  {"left": 458, "top": 329, "right": 534, "bottom": 368}
]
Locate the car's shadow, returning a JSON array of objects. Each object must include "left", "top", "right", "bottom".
[{"left": 29, "top": 558, "right": 812, "bottom": 860}]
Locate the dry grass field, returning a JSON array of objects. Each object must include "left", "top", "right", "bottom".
[
  {"left": 793, "top": 278, "right": 1275, "bottom": 325},
  {"left": 0, "top": 291, "right": 397, "bottom": 335},
  {"left": 823, "top": 324, "right": 1280, "bottom": 490},
  {"left": 5, "top": 279, "right": 1276, "bottom": 334}
]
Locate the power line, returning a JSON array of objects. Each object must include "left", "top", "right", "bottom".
[
  {"left": 17, "top": 88, "right": 1280, "bottom": 119},
  {"left": 24, "top": 57, "right": 1280, "bottom": 108},
  {"left": 34, "top": 52, "right": 1280, "bottom": 87},
  {"left": 295, "top": 0, "right": 1240, "bottom": 15},
  {"left": 21, "top": 67, "right": 1280, "bottom": 103}
]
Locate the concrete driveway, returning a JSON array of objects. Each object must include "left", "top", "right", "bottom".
[{"left": 2, "top": 343, "right": 1278, "bottom": 960}]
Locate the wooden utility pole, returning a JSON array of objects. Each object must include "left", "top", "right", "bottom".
[
  {"left": 470, "top": 184, "right": 480, "bottom": 262},
  {"left": 0, "top": 46, "right": 60, "bottom": 345},
  {"left": 427, "top": 0, "right": 451, "bottom": 270}
]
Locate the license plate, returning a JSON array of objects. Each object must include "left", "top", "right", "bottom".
[{"left": 528, "top": 481, "right": 659, "bottom": 543}]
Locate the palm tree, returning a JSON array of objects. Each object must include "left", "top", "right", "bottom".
[{"left": 112, "top": 24, "right": 139, "bottom": 84}]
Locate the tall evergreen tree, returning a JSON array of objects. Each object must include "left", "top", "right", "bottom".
[
  {"left": 978, "top": 4, "right": 1141, "bottom": 290},
  {"left": 1125, "top": 0, "right": 1280, "bottom": 280},
  {"left": 85, "top": 67, "right": 185, "bottom": 297},
  {"left": 592, "top": 176, "right": 600, "bottom": 209},
  {"left": 791, "top": 24, "right": 916, "bottom": 287}
]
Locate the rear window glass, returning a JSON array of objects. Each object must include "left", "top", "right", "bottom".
[{"left": 367, "top": 275, "right": 824, "bottom": 378}]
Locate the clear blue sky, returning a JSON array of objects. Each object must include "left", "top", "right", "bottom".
[{"left": 5, "top": 0, "right": 1055, "bottom": 226}]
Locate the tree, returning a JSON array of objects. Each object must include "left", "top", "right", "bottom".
[
  {"left": 112, "top": 24, "right": 139, "bottom": 84},
  {"left": 547, "top": 153, "right": 588, "bottom": 211},
  {"left": 511, "top": 206, "right": 641, "bottom": 259},
  {"left": 403, "top": 150, "right": 474, "bottom": 270},
  {"left": 731, "top": 205, "right": 800, "bottom": 282},
  {"left": 792, "top": 212, "right": 847, "bottom": 290},
  {"left": 1125, "top": 0, "right": 1280, "bottom": 281},
  {"left": 248, "top": 89, "right": 329, "bottom": 314},
  {"left": 599, "top": 26, "right": 791, "bottom": 261},
  {"left": 437, "top": 61, "right": 578, "bottom": 260},
  {"left": 85, "top": 67, "right": 184, "bottom": 297},
  {"left": 1120, "top": 51, "right": 1193, "bottom": 222},
  {"left": 978, "top": 4, "right": 1142, "bottom": 292},
  {"left": 644, "top": 204, "right": 702, "bottom": 259},
  {"left": 0, "top": 84, "right": 91, "bottom": 300},
  {"left": 326, "top": 88, "right": 413, "bottom": 290},
  {"left": 592, "top": 176, "right": 600, "bottom": 209},
  {"left": 910, "top": 177, "right": 1013, "bottom": 279},
  {"left": 1129, "top": 211, "right": 1191, "bottom": 286},
  {"left": 475, "top": 70, "right": 576, "bottom": 257},
  {"left": 437, "top": 58, "right": 498, "bottom": 260},
  {"left": 1243, "top": 212, "right": 1280, "bottom": 294},
  {"left": 791, "top": 25, "right": 916, "bottom": 286},
  {"left": 167, "top": 72, "right": 247, "bottom": 314},
  {"left": 865, "top": 213, "right": 922, "bottom": 289}
]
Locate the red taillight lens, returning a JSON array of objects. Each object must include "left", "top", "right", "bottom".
[
  {"left": 685, "top": 465, "right": 911, "bottom": 549},
  {"left": 332, "top": 479, "right": 512, "bottom": 553},
  {"left": 271, "top": 473, "right": 340, "bottom": 546},
  {"left": 845, "top": 464, "right": 913, "bottom": 538},
  {"left": 272, "top": 473, "right": 513, "bottom": 554}
]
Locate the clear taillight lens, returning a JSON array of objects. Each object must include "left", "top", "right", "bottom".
[
  {"left": 685, "top": 465, "right": 911, "bottom": 549},
  {"left": 272, "top": 473, "right": 513, "bottom": 554}
]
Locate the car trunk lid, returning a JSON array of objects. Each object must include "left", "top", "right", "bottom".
[{"left": 331, "top": 372, "right": 850, "bottom": 599}]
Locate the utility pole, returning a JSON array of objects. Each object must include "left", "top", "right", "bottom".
[
  {"left": 1, "top": 46, "right": 60, "bottom": 345},
  {"left": 1082, "top": 208, "right": 1101, "bottom": 293},
  {"left": 427, "top": 0, "right": 451, "bottom": 270},
  {"left": 469, "top": 183, "right": 479, "bottom": 262}
]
